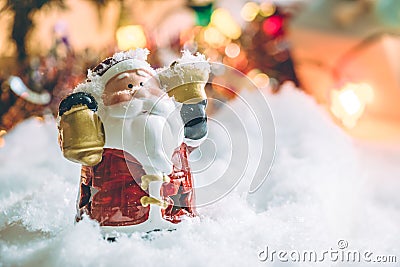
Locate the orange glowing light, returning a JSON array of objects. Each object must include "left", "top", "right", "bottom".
[
  {"left": 330, "top": 83, "right": 374, "bottom": 128},
  {"left": 0, "top": 130, "right": 6, "bottom": 148}
]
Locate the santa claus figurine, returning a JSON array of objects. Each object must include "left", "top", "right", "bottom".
[{"left": 57, "top": 49, "right": 210, "bottom": 236}]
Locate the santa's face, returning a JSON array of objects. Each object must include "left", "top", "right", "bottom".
[{"left": 102, "top": 69, "right": 162, "bottom": 106}]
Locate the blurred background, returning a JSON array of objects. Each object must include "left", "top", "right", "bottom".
[{"left": 1, "top": 0, "right": 399, "bottom": 145}]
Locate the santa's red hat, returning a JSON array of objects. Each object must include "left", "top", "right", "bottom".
[{"left": 74, "top": 48, "right": 155, "bottom": 105}]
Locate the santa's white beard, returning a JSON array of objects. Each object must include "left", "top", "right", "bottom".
[{"left": 100, "top": 96, "right": 184, "bottom": 175}]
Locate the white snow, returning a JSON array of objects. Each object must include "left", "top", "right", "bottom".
[
  {"left": 157, "top": 50, "right": 210, "bottom": 84},
  {"left": 177, "top": 50, "right": 208, "bottom": 65},
  {"left": 1, "top": 84, "right": 400, "bottom": 267}
]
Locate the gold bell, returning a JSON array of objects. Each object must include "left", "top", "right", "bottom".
[
  {"left": 159, "top": 59, "right": 210, "bottom": 104},
  {"left": 58, "top": 104, "right": 105, "bottom": 166}
]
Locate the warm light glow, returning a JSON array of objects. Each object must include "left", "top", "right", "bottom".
[
  {"left": 211, "top": 77, "right": 237, "bottom": 99},
  {"left": 247, "top": 68, "right": 262, "bottom": 79},
  {"left": 116, "top": 25, "right": 147, "bottom": 50},
  {"left": 203, "top": 48, "right": 221, "bottom": 62},
  {"left": 204, "top": 26, "right": 227, "bottom": 48},
  {"left": 0, "top": 130, "right": 6, "bottom": 148},
  {"left": 253, "top": 73, "right": 270, "bottom": 88},
  {"left": 338, "top": 90, "right": 361, "bottom": 116},
  {"left": 241, "top": 2, "right": 260, "bottom": 22},
  {"left": 330, "top": 83, "right": 374, "bottom": 128},
  {"left": 260, "top": 2, "right": 276, "bottom": 17},
  {"left": 225, "top": 43, "right": 241, "bottom": 58},
  {"left": 211, "top": 8, "right": 242, "bottom": 39},
  {"left": 35, "top": 116, "right": 44, "bottom": 122}
]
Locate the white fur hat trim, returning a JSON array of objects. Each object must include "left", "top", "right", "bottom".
[{"left": 100, "top": 59, "right": 156, "bottom": 85}]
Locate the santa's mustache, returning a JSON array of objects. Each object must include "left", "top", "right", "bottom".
[
  {"left": 103, "top": 93, "right": 180, "bottom": 120},
  {"left": 112, "top": 87, "right": 141, "bottom": 97}
]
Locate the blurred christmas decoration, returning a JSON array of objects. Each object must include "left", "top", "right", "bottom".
[
  {"left": 8, "top": 76, "right": 51, "bottom": 105},
  {"left": 0, "top": 24, "right": 98, "bottom": 132},
  {"left": 0, "top": 75, "right": 50, "bottom": 131},
  {"left": 145, "top": 0, "right": 297, "bottom": 112},
  {"left": 0, "top": 129, "right": 6, "bottom": 148},
  {"left": 289, "top": 0, "right": 400, "bottom": 140},
  {"left": 0, "top": 0, "right": 115, "bottom": 62},
  {"left": 187, "top": 0, "right": 214, "bottom": 26},
  {"left": 0, "top": 0, "right": 300, "bottom": 134},
  {"left": 116, "top": 1, "right": 147, "bottom": 50},
  {"left": 238, "top": 2, "right": 298, "bottom": 90},
  {"left": 0, "top": 0, "right": 65, "bottom": 62}
]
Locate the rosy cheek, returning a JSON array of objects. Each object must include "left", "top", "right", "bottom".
[
  {"left": 102, "top": 86, "right": 125, "bottom": 106},
  {"left": 114, "top": 94, "right": 132, "bottom": 103},
  {"left": 103, "top": 92, "right": 133, "bottom": 106}
]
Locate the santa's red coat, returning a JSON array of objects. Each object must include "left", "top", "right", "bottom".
[{"left": 77, "top": 143, "right": 196, "bottom": 226}]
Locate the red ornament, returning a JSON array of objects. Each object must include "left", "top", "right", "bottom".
[
  {"left": 262, "top": 15, "right": 283, "bottom": 36},
  {"left": 77, "top": 145, "right": 196, "bottom": 226}
]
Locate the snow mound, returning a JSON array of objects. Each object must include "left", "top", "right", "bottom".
[{"left": 0, "top": 84, "right": 399, "bottom": 267}]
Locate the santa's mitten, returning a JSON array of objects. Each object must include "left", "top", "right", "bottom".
[{"left": 58, "top": 92, "right": 105, "bottom": 166}]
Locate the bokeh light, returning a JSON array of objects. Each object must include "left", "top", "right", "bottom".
[
  {"left": 330, "top": 83, "right": 374, "bottom": 128},
  {"left": 260, "top": 2, "right": 276, "bottom": 17},
  {"left": 253, "top": 73, "right": 270, "bottom": 89},
  {"left": 241, "top": 2, "right": 260, "bottom": 22},
  {"left": 116, "top": 25, "right": 147, "bottom": 50},
  {"left": 262, "top": 15, "right": 283, "bottom": 36},
  {"left": 204, "top": 26, "right": 227, "bottom": 48},
  {"left": 0, "top": 130, "right": 6, "bottom": 148},
  {"left": 211, "top": 8, "right": 242, "bottom": 39},
  {"left": 225, "top": 43, "right": 241, "bottom": 58}
]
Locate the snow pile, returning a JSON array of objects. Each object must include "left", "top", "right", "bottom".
[
  {"left": 158, "top": 50, "right": 210, "bottom": 75},
  {"left": 157, "top": 50, "right": 211, "bottom": 97},
  {"left": 1, "top": 84, "right": 400, "bottom": 267}
]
